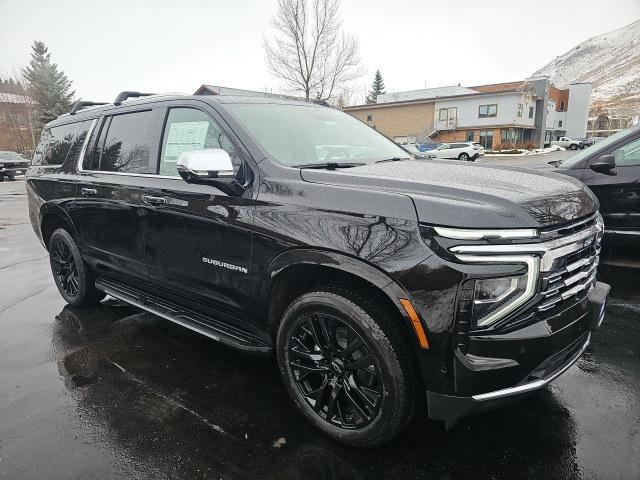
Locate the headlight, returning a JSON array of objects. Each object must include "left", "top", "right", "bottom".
[
  {"left": 473, "top": 274, "right": 528, "bottom": 326},
  {"left": 456, "top": 255, "right": 540, "bottom": 327}
]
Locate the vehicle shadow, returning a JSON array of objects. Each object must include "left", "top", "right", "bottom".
[{"left": 51, "top": 301, "right": 581, "bottom": 480}]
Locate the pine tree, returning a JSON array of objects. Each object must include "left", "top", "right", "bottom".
[
  {"left": 22, "top": 41, "right": 75, "bottom": 127},
  {"left": 365, "top": 70, "right": 386, "bottom": 104}
]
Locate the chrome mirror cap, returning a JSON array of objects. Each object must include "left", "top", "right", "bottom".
[{"left": 176, "top": 149, "right": 234, "bottom": 178}]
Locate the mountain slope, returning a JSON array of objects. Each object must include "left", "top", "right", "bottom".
[{"left": 533, "top": 19, "right": 640, "bottom": 113}]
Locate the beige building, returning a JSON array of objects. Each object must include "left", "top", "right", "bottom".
[{"left": 344, "top": 79, "right": 591, "bottom": 150}]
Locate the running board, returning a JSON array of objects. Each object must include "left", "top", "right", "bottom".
[{"left": 95, "top": 278, "right": 272, "bottom": 353}]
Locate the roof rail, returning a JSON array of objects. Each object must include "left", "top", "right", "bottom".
[
  {"left": 113, "top": 91, "right": 155, "bottom": 106},
  {"left": 70, "top": 100, "right": 108, "bottom": 115}
]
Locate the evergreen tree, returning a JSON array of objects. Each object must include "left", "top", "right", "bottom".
[
  {"left": 365, "top": 70, "right": 386, "bottom": 104},
  {"left": 22, "top": 41, "right": 75, "bottom": 127}
]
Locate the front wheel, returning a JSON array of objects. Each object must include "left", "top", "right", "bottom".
[
  {"left": 49, "top": 228, "right": 105, "bottom": 306},
  {"left": 570, "top": 144, "right": 578, "bottom": 150},
  {"left": 458, "top": 152, "right": 470, "bottom": 161},
  {"left": 276, "top": 286, "right": 417, "bottom": 447}
]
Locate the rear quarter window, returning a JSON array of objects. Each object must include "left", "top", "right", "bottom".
[{"left": 32, "top": 122, "right": 83, "bottom": 166}]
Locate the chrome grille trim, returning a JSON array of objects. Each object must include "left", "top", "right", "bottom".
[
  {"left": 450, "top": 214, "right": 603, "bottom": 272},
  {"left": 450, "top": 213, "right": 603, "bottom": 319}
]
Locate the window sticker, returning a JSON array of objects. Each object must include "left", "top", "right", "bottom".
[{"left": 163, "top": 121, "right": 210, "bottom": 162}]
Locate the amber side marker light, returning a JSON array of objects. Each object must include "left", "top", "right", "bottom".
[{"left": 399, "top": 299, "right": 429, "bottom": 349}]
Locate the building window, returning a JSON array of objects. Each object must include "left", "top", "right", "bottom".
[
  {"left": 479, "top": 130, "right": 494, "bottom": 149},
  {"left": 478, "top": 104, "right": 497, "bottom": 118},
  {"left": 529, "top": 106, "right": 534, "bottom": 119},
  {"left": 560, "top": 101, "right": 565, "bottom": 111},
  {"left": 558, "top": 120, "right": 563, "bottom": 128},
  {"left": 466, "top": 131, "right": 474, "bottom": 142},
  {"left": 439, "top": 108, "right": 448, "bottom": 121},
  {"left": 366, "top": 114, "right": 372, "bottom": 122},
  {"left": 517, "top": 104, "right": 523, "bottom": 117}
]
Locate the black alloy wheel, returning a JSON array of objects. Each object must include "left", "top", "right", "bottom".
[
  {"left": 52, "top": 238, "right": 79, "bottom": 297},
  {"left": 288, "top": 311, "right": 383, "bottom": 429},
  {"left": 48, "top": 228, "right": 105, "bottom": 306},
  {"left": 277, "top": 286, "right": 417, "bottom": 447}
]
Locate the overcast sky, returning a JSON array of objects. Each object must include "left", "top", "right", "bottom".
[{"left": 1, "top": 0, "right": 639, "bottom": 104}]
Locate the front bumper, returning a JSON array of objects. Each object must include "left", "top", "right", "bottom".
[
  {"left": 0, "top": 165, "right": 28, "bottom": 176},
  {"left": 426, "top": 281, "right": 609, "bottom": 423}
]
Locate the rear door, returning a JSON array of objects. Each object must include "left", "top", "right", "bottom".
[
  {"left": 140, "top": 101, "right": 257, "bottom": 326},
  {"left": 73, "top": 107, "right": 163, "bottom": 284},
  {"left": 581, "top": 133, "right": 640, "bottom": 239}
]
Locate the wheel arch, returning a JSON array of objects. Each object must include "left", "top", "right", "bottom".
[
  {"left": 39, "top": 204, "right": 79, "bottom": 250},
  {"left": 261, "top": 249, "right": 424, "bottom": 348}
]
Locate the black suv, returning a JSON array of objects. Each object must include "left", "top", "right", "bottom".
[
  {"left": 27, "top": 92, "right": 610, "bottom": 447},
  {"left": 0, "top": 150, "right": 30, "bottom": 181}
]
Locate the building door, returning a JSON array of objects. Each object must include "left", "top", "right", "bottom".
[
  {"left": 447, "top": 108, "right": 457, "bottom": 128},
  {"left": 479, "top": 130, "right": 493, "bottom": 150}
]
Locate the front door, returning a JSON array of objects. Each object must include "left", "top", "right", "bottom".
[
  {"left": 581, "top": 134, "right": 640, "bottom": 239},
  {"left": 140, "top": 103, "right": 257, "bottom": 325},
  {"left": 74, "top": 108, "right": 163, "bottom": 284}
]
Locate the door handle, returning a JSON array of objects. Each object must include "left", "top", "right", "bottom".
[
  {"left": 142, "top": 195, "right": 167, "bottom": 205},
  {"left": 80, "top": 188, "right": 97, "bottom": 197}
]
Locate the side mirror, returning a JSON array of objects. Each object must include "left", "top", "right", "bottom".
[
  {"left": 176, "top": 149, "right": 244, "bottom": 194},
  {"left": 589, "top": 154, "right": 616, "bottom": 175}
]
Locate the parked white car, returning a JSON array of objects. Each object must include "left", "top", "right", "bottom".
[{"left": 428, "top": 142, "right": 484, "bottom": 161}]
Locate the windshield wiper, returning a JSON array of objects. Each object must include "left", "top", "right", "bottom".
[
  {"left": 375, "top": 157, "right": 410, "bottom": 163},
  {"left": 292, "top": 162, "right": 365, "bottom": 170}
]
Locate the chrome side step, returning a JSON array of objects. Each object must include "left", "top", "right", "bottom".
[{"left": 95, "top": 278, "right": 272, "bottom": 353}]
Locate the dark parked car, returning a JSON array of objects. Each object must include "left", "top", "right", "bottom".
[
  {"left": 0, "top": 151, "right": 30, "bottom": 181},
  {"left": 26, "top": 92, "right": 609, "bottom": 447},
  {"left": 552, "top": 125, "right": 640, "bottom": 246}
]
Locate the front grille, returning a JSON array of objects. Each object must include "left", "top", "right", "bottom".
[{"left": 537, "top": 238, "right": 601, "bottom": 312}]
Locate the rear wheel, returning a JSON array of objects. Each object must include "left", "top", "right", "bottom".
[
  {"left": 49, "top": 228, "right": 105, "bottom": 307},
  {"left": 276, "top": 285, "right": 417, "bottom": 447},
  {"left": 458, "top": 152, "right": 470, "bottom": 161}
]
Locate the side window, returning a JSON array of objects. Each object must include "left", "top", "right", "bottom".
[
  {"left": 611, "top": 137, "right": 640, "bottom": 167},
  {"left": 32, "top": 122, "right": 82, "bottom": 166},
  {"left": 97, "top": 110, "right": 155, "bottom": 174},
  {"left": 159, "top": 108, "right": 238, "bottom": 177}
]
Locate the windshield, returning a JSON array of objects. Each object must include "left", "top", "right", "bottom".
[
  {"left": 0, "top": 151, "right": 24, "bottom": 161},
  {"left": 559, "top": 126, "right": 639, "bottom": 168},
  {"left": 226, "top": 103, "right": 410, "bottom": 166}
]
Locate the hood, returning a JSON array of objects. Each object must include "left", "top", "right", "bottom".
[{"left": 300, "top": 159, "right": 598, "bottom": 228}]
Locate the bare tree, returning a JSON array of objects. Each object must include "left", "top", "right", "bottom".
[{"left": 264, "top": 0, "right": 363, "bottom": 103}]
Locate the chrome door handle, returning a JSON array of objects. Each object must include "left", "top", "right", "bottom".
[
  {"left": 142, "top": 195, "right": 167, "bottom": 205},
  {"left": 80, "top": 188, "right": 97, "bottom": 197}
]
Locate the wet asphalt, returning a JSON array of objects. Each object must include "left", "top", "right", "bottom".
[{"left": 1, "top": 179, "right": 639, "bottom": 480}]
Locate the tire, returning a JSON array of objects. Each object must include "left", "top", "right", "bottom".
[
  {"left": 570, "top": 144, "right": 578, "bottom": 150},
  {"left": 0, "top": 175, "right": 4, "bottom": 182},
  {"left": 458, "top": 152, "right": 469, "bottom": 161},
  {"left": 276, "top": 285, "right": 417, "bottom": 448},
  {"left": 49, "top": 228, "right": 105, "bottom": 307},
  {"left": 8, "top": 174, "right": 15, "bottom": 181}
]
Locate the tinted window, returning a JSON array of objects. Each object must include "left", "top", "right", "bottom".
[
  {"left": 159, "top": 108, "right": 238, "bottom": 177},
  {"left": 32, "top": 122, "right": 82, "bottom": 166},
  {"left": 98, "top": 111, "right": 155, "bottom": 174},
  {"left": 612, "top": 137, "right": 640, "bottom": 166}
]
